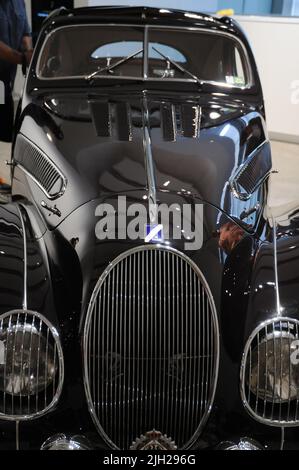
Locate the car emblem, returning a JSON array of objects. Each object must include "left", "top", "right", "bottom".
[
  {"left": 130, "top": 430, "right": 177, "bottom": 450},
  {"left": 145, "top": 224, "right": 164, "bottom": 243}
]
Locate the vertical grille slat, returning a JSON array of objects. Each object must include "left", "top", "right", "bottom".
[
  {"left": 144, "top": 252, "right": 149, "bottom": 434},
  {"left": 115, "top": 264, "right": 119, "bottom": 437},
  {"left": 263, "top": 325, "right": 268, "bottom": 418},
  {"left": 172, "top": 253, "right": 179, "bottom": 437},
  {"left": 255, "top": 331, "right": 260, "bottom": 413},
  {"left": 118, "top": 261, "right": 122, "bottom": 447},
  {"left": 279, "top": 321, "right": 283, "bottom": 422},
  {"left": 11, "top": 313, "right": 19, "bottom": 413},
  {"left": 296, "top": 322, "right": 299, "bottom": 422},
  {"left": 126, "top": 256, "right": 130, "bottom": 446},
  {"left": 35, "top": 318, "right": 42, "bottom": 413},
  {"left": 44, "top": 327, "right": 49, "bottom": 409},
  {"left": 193, "top": 265, "right": 198, "bottom": 435},
  {"left": 136, "top": 252, "right": 141, "bottom": 438},
  {"left": 241, "top": 318, "right": 299, "bottom": 427},
  {"left": 287, "top": 322, "right": 292, "bottom": 421},
  {"left": 84, "top": 246, "right": 219, "bottom": 449},
  {"left": 182, "top": 264, "right": 189, "bottom": 441},
  {"left": 131, "top": 253, "right": 136, "bottom": 444}
]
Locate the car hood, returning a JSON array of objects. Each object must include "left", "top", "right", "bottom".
[
  {"left": 53, "top": 191, "right": 253, "bottom": 320},
  {"left": 17, "top": 90, "right": 267, "bottom": 229}
]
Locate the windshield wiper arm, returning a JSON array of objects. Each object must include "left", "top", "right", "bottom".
[
  {"left": 152, "top": 46, "right": 203, "bottom": 85},
  {"left": 86, "top": 48, "right": 143, "bottom": 82}
]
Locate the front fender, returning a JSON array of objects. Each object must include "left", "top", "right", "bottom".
[{"left": 0, "top": 203, "right": 26, "bottom": 313}]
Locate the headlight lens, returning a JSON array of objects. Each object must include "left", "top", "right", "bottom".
[
  {"left": 0, "top": 310, "right": 64, "bottom": 420},
  {"left": 0, "top": 323, "right": 56, "bottom": 396},
  {"left": 247, "top": 331, "right": 299, "bottom": 403}
]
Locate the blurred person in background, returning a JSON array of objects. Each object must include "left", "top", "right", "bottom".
[{"left": 0, "top": 0, "right": 33, "bottom": 193}]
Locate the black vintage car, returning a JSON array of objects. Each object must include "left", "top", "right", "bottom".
[{"left": 0, "top": 5, "right": 298, "bottom": 451}]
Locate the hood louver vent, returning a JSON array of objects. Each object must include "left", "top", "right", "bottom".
[
  {"left": 14, "top": 134, "right": 67, "bottom": 200},
  {"left": 89, "top": 99, "right": 201, "bottom": 142},
  {"left": 230, "top": 143, "right": 272, "bottom": 200}
]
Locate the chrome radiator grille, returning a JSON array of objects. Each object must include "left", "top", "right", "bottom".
[
  {"left": 0, "top": 310, "right": 64, "bottom": 420},
  {"left": 84, "top": 246, "right": 219, "bottom": 449},
  {"left": 241, "top": 318, "right": 299, "bottom": 426}
]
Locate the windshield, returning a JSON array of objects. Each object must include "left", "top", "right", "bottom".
[{"left": 37, "top": 25, "right": 251, "bottom": 88}]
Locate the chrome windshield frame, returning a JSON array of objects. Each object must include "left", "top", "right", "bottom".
[{"left": 36, "top": 23, "right": 254, "bottom": 90}]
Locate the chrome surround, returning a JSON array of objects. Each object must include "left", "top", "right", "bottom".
[
  {"left": 16, "top": 420, "right": 20, "bottom": 450},
  {"left": 0, "top": 309, "right": 64, "bottom": 421},
  {"left": 83, "top": 244, "right": 220, "bottom": 450},
  {"left": 36, "top": 24, "right": 253, "bottom": 90},
  {"left": 280, "top": 427, "right": 285, "bottom": 451},
  {"left": 240, "top": 317, "right": 299, "bottom": 427},
  {"left": 142, "top": 93, "right": 158, "bottom": 223},
  {"left": 272, "top": 218, "right": 282, "bottom": 317},
  {"left": 14, "top": 134, "right": 67, "bottom": 201},
  {"left": 41, "top": 433, "right": 91, "bottom": 450},
  {"left": 218, "top": 437, "right": 264, "bottom": 451},
  {"left": 229, "top": 141, "right": 271, "bottom": 201},
  {"left": 143, "top": 25, "right": 149, "bottom": 79},
  {"left": 17, "top": 206, "right": 28, "bottom": 311},
  {"left": 161, "top": 102, "right": 177, "bottom": 142}
]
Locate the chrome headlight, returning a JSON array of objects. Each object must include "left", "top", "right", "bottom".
[
  {"left": 0, "top": 323, "right": 56, "bottom": 396},
  {"left": 0, "top": 310, "right": 64, "bottom": 420},
  {"left": 241, "top": 318, "right": 299, "bottom": 426},
  {"left": 248, "top": 330, "right": 299, "bottom": 403}
]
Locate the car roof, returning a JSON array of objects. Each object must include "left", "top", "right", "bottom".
[{"left": 45, "top": 5, "right": 242, "bottom": 37}]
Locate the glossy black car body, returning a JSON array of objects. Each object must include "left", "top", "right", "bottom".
[{"left": 1, "top": 6, "right": 299, "bottom": 450}]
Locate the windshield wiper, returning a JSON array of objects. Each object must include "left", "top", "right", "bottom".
[
  {"left": 151, "top": 46, "right": 203, "bottom": 86},
  {"left": 86, "top": 48, "right": 143, "bottom": 82}
]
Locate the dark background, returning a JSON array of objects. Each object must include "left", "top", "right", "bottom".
[{"left": 31, "top": 0, "right": 74, "bottom": 44}]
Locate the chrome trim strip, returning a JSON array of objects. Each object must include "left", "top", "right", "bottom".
[
  {"left": 41, "top": 433, "right": 91, "bottom": 450},
  {"left": 83, "top": 245, "right": 220, "bottom": 450},
  {"left": 218, "top": 438, "right": 264, "bottom": 451},
  {"left": 272, "top": 218, "right": 281, "bottom": 317},
  {"left": 0, "top": 309, "right": 64, "bottom": 422},
  {"left": 143, "top": 25, "right": 149, "bottom": 79},
  {"left": 36, "top": 75, "right": 249, "bottom": 88},
  {"left": 16, "top": 206, "right": 27, "bottom": 311},
  {"left": 16, "top": 420, "right": 19, "bottom": 451},
  {"left": 15, "top": 134, "right": 67, "bottom": 201},
  {"left": 161, "top": 102, "right": 173, "bottom": 141},
  {"left": 35, "top": 23, "right": 253, "bottom": 89},
  {"left": 142, "top": 92, "right": 158, "bottom": 223},
  {"left": 280, "top": 427, "right": 285, "bottom": 450},
  {"left": 240, "top": 317, "right": 299, "bottom": 427}
]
